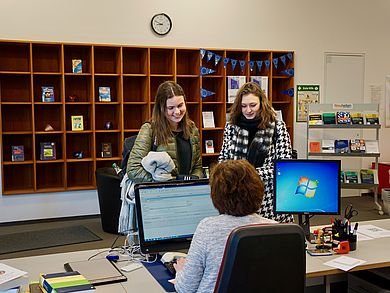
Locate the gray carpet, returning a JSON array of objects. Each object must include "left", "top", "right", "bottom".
[{"left": 0, "top": 225, "right": 102, "bottom": 255}]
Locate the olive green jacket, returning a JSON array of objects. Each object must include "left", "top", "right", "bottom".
[{"left": 127, "top": 122, "right": 203, "bottom": 182}]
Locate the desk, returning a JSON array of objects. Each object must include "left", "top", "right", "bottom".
[{"left": 2, "top": 219, "right": 390, "bottom": 292}]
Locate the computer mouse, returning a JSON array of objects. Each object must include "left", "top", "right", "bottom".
[{"left": 160, "top": 252, "right": 187, "bottom": 263}]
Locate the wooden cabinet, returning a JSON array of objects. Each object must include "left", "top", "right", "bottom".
[{"left": 0, "top": 41, "right": 294, "bottom": 195}]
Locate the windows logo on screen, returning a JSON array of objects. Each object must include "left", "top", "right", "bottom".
[{"left": 295, "top": 177, "right": 319, "bottom": 198}]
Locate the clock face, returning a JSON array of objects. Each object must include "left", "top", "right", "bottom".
[{"left": 151, "top": 13, "right": 172, "bottom": 36}]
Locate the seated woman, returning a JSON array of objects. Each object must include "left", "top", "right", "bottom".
[
  {"left": 126, "top": 81, "right": 203, "bottom": 182},
  {"left": 174, "top": 160, "right": 276, "bottom": 293}
]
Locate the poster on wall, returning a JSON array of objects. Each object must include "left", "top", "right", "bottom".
[
  {"left": 296, "top": 85, "right": 320, "bottom": 122},
  {"left": 386, "top": 76, "right": 390, "bottom": 128}
]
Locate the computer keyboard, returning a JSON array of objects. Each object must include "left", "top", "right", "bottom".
[{"left": 164, "top": 260, "right": 177, "bottom": 276}]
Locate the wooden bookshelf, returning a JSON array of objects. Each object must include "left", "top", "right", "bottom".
[{"left": 0, "top": 40, "right": 294, "bottom": 195}]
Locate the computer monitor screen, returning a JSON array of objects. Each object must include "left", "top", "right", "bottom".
[
  {"left": 134, "top": 179, "right": 218, "bottom": 254},
  {"left": 274, "top": 159, "right": 341, "bottom": 215}
]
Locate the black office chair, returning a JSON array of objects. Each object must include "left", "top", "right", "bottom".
[{"left": 214, "top": 223, "right": 306, "bottom": 293}]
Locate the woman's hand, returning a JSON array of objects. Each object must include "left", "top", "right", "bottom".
[{"left": 173, "top": 257, "right": 187, "bottom": 272}]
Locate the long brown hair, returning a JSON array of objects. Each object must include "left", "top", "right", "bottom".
[
  {"left": 151, "top": 81, "right": 193, "bottom": 146},
  {"left": 228, "top": 82, "right": 276, "bottom": 129}
]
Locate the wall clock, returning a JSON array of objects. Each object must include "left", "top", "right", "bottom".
[{"left": 151, "top": 13, "right": 172, "bottom": 36}]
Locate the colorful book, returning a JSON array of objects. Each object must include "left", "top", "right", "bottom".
[
  {"left": 340, "top": 171, "right": 345, "bottom": 183},
  {"left": 336, "top": 111, "right": 350, "bottom": 124},
  {"left": 309, "top": 141, "right": 321, "bottom": 153},
  {"left": 42, "top": 86, "right": 55, "bottom": 102},
  {"left": 350, "top": 139, "right": 366, "bottom": 153},
  {"left": 365, "top": 111, "right": 379, "bottom": 125},
  {"left": 250, "top": 76, "right": 268, "bottom": 98},
  {"left": 322, "top": 112, "right": 336, "bottom": 124},
  {"left": 101, "top": 143, "right": 112, "bottom": 158},
  {"left": 205, "top": 139, "right": 214, "bottom": 154},
  {"left": 39, "top": 271, "right": 95, "bottom": 293},
  {"left": 40, "top": 142, "right": 56, "bottom": 160},
  {"left": 227, "top": 76, "right": 246, "bottom": 103},
  {"left": 11, "top": 145, "right": 25, "bottom": 161},
  {"left": 335, "top": 139, "right": 349, "bottom": 153},
  {"left": 344, "top": 170, "right": 359, "bottom": 184},
  {"left": 360, "top": 169, "right": 375, "bottom": 184},
  {"left": 72, "top": 59, "right": 82, "bottom": 73},
  {"left": 98, "top": 87, "right": 111, "bottom": 102},
  {"left": 321, "top": 139, "right": 335, "bottom": 153},
  {"left": 71, "top": 115, "right": 84, "bottom": 131},
  {"left": 308, "top": 113, "right": 323, "bottom": 125},
  {"left": 350, "top": 112, "right": 364, "bottom": 125}
]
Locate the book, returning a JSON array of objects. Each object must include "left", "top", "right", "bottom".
[
  {"left": 309, "top": 141, "right": 321, "bottom": 153},
  {"left": 340, "top": 171, "right": 345, "bottom": 183},
  {"left": 344, "top": 170, "right": 359, "bottom": 184},
  {"left": 98, "top": 87, "right": 111, "bottom": 102},
  {"left": 335, "top": 139, "right": 349, "bottom": 153},
  {"left": 350, "top": 112, "right": 364, "bottom": 125},
  {"left": 41, "top": 86, "right": 55, "bottom": 102},
  {"left": 202, "top": 111, "right": 215, "bottom": 128},
  {"left": 101, "top": 143, "right": 112, "bottom": 158},
  {"left": 40, "top": 142, "right": 56, "bottom": 160},
  {"left": 350, "top": 139, "right": 366, "bottom": 153},
  {"left": 205, "top": 140, "right": 214, "bottom": 154},
  {"left": 308, "top": 113, "right": 323, "bottom": 125},
  {"left": 29, "top": 282, "right": 44, "bottom": 293},
  {"left": 321, "top": 139, "right": 335, "bottom": 153},
  {"left": 360, "top": 169, "right": 376, "bottom": 184},
  {"left": 72, "top": 59, "right": 82, "bottom": 73},
  {"left": 250, "top": 76, "right": 268, "bottom": 97},
  {"left": 336, "top": 111, "right": 350, "bottom": 124},
  {"left": 71, "top": 115, "right": 84, "bottom": 131},
  {"left": 0, "top": 263, "right": 28, "bottom": 292},
  {"left": 227, "top": 76, "right": 246, "bottom": 103},
  {"left": 307, "top": 248, "right": 333, "bottom": 256},
  {"left": 202, "top": 166, "right": 210, "bottom": 179},
  {"left": 365, "top": 111, "right": 379, "bottom": 125},
  {"left": 365, "top": 140, "right": 379, "bottom": 153},
  {"left": 322, "top": 112, "right": 336, "bottom": 124},
  {"left": 11, "top": 145, "right": 24, "bottom": 162},
  {"left": 39, "top": 271, "right": 95, "bottom": 293}
]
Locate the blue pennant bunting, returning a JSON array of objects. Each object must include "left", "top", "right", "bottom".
[
  {"left": 200, "top": 66, "right": 216, "bottom": 76},
  {"left": 280, "top": 55, "right": 286, "bottom": 66},
  {"left": 201, "top": 88, "right": 216, "bottom": 98},
  {"left": 249, "top": 61, "right": 255, "bottom": 72},
  {"left": 207, "top": 51, "right": 214, "bottom": 62},
  {"left": 280, "top": 68, "right": 294, "bottom": 76},
  {"left": 223, "top": 58, "right": 230, "bottom": 68},
  {"left": 282, "top": 88, "right": 294, "bottom": 97},
  {"left": 273, "top": 58, "right": 278, "bottom": 68},
  {"left": 214, "top": 54, "right": 221, "bottom": 66},
  {"left": 264, "top": 60, "right": 270, "bottom": 70},
  {"left": 256, "top": 61, "right": 263, "bottom": 71},
  {"left": 287, "top": 52, "right": 293, "bottom": 61},
  {"left": 239, "top": 60, "right": 246, "bottom": 72},
  {"left": 231, "top": 59, "right": 238, "bottom": 71},
  {"left": 200, "top": 49, "right": 206, "bottom": 60}
]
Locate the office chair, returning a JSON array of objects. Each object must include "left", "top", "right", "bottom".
[{"left": 214, "top": 223, "right": 306, "bottom": 293}]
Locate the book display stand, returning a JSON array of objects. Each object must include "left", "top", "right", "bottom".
[
  {"left": 0, "top": 41, "right": 294, "bottom": 195},
  {"left": 307, "top": 103, "right": 382, "bottom": 215}
]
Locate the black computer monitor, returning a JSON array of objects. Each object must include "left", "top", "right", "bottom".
[
  {"left": 273, "top": 159, "right": 341, "bottom": 238},
  {"left": 134, "top": 179, "right": 218, "bottom": 254}
]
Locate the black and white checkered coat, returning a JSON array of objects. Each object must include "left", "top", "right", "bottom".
[{"left": 218, "top": 120, "right": 293, "bottom": 223}]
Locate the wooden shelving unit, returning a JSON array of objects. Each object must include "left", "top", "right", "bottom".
[{"left": 0, "top": 41, "right": 294, "bottom": 195}]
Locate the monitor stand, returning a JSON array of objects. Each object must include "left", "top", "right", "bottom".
[{"left": 298, "top": 214, "right": 311, "bottom": 241}]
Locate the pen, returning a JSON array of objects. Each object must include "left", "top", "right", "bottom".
[{"left": 353, "top": 223, "right": 358, "bottom": 235}]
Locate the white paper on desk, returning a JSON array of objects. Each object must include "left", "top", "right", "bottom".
[
  {"left": 0, "top": 263, "right": 27, "bottom": 285},
  {"left": 358, "top": 224, "right": 390, "bottom": 238},
  {"left": 324, "top": 256, "right": 366, "bottom": 271},
  {"left": 356, "top": 232, "right": 373, "bottom": 241}
]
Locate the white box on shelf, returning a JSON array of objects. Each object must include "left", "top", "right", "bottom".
[{"left": 227, "top": 76, "right": 246, "bottom": 104}]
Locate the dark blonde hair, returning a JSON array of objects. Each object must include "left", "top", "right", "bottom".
[
  {"left": 210, "top": 160, "right": 264, "bottom": 216},
  {"left": 228, "top": 82, "right": 276, "bottom": 129},
  {"left": 151, "top": 81, "right": 193, "bottom": 146}
]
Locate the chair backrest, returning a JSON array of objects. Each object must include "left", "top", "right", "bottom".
[
  {"left": 120, "top": 135, "right": 138, "bottom": 174},
  {"left": 214, "top": 223, "right": 306, "bottom": 293}
]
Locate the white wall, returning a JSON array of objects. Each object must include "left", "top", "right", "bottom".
[{"left": 1, "top": 0, "right": 389, "bottom": 222}]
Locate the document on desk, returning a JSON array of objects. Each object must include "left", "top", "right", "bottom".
[
  {"left": 358, "top": 224, "right": 390, "bottom": 238},
  {"left": 0, "top": 263, "right": 27, "bottom": 284},
  {"left": 324, "top": 256, "right": 366, "bottom": 271}
]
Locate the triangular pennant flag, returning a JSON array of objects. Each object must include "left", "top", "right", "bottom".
[
  {"left": 207, "top": 51, "right": 214, "bottom": 62},
  {"left": 256, "top": 61, "right": 263, "bottom": 71},
  {"left": 273, "top": 58, "right": 278, "bottom": 68},
  {"left": 264, "top": 60, "right": 270, "bottom": 70},
  {"left": 280, "top": 68, "right": 294, "bottom": 76},
  {"left": 231, "top": 59, "right": 237, "bottom": 71},
  {"left": 201, "top": 88, "right": 216, "bottom": 98},
  {"left": 249, "top": 61, "right": 255, "bottom": 72},
  {"left": 200, "top": 49, "right": 206, "bottom": 60},
  {"left": 239, "top": 60, "right": 246, "bottom": 72},
  {"left": 287, "top": 52, "right": 293, "bottom": 61},
  {"left": 280, "top": 55, "right": 286, "bottom": 66},
  {"left": 214, "top": 54, "right": 221, "bottom": 66},
  {"left": 282, "top": 88, "right": 294, "bottom": 97},
  {"left": 200, "top": 66, "right": 216, "bottom": 76},
  {"left": 223, "top": 58, "right": 230, "bottom": 68}
]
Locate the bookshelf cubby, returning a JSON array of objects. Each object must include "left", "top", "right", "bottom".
[{"left": 0, "top": 40, "right": 294, "bottom": 195}]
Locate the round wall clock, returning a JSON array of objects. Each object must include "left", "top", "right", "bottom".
[{"left": 151, "top": 13, "right": 172, "bottom": 36}]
